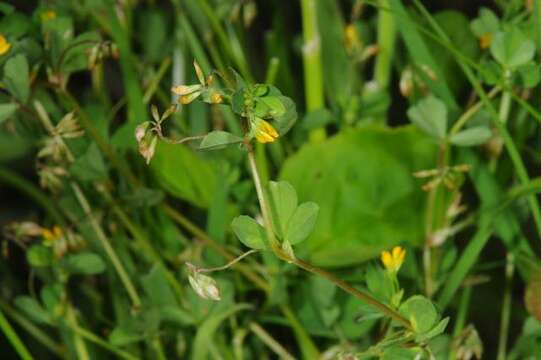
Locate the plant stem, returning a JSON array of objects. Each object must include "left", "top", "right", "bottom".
[
  {"left": 411, "top": 0, "right": 541, "bottom": 243},
  {"left": 423, "top": 142, "right": 447, "bottom": 298},
  {"left": 71, "top": 183, "right": 142, "bottom": 309},
  {"left": 246, "top": 142, "right": 280, "bottom": 251},
  {"left": 0, "top": 166, "right": 65, "bottom": 225},
  {"left": 374, "top": 0, "right": 396, "bottom": 90},
  {"left": 449, "top": 87, "right": 501, "bottom": 136},
  {"left": 198, "top": 250, "right": 259, "bottom": 273},
  {"left": 246, "top": 142, "right": 412, "bottom": 330},
  {"left": 300, "top": 0, "right": 326, "bottom": 142},
  {"left": 249, "top": 322, "right": 295, "bottom": 360},
  {"left": 65, "top": 305, "right": 90, "bottom": 360},
  {"left": 0, "top": 300, "right": 64, "bottom": 357},
  {"left": 497, "top": 253, "right": 514, "bottom": 360},
  {"left": 449, "top": 286, "right": 471, "bottom": 360},
  {"left": 0, "top": 307, "right": 33, "bottom": 360},
  {"left": 67, "top": 323, "right": 138, "bottom": 360},
  {"left": 279, "top": 305, "right": 321, "bottom": 359},
  {"left": 163, "top": 204, "right": 270, "bottom": 292},
  {"left": 291, "top": 257, "right": 411, "bottom": 329}
]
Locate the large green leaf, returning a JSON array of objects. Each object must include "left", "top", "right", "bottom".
[
  {"left": 150, "top": 142, "right": 216, "bottom": 208},
  {"left": 280, "top": 125, "right": 436, "bottom": 267}
]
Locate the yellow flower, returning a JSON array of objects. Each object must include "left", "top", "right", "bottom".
[
  {"left": 380, "top": 246, "right": 406, "bottom": 273},
  {"left": 479, "top": 33, "right": 492, "bottom": 49},
  {"left": 41, "top": 10, "right": 57, "bottom": 22},
  {"left": 0, "top": 35, "right": 11, "bottom": 56},
  {"left": 254, "top": 118, "right": 279, "bottom": 144},
  {"left": 344, "top": 24, "right": 360, "bottom": 52},
  {"left": 210, "top": 92, "right": 223, "bottom": 104},
  {"left": 42, "top": 225, "right": 63, "bottom": 246}
]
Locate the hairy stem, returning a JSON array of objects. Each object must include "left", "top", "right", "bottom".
[
  {"left": 497, "top": 253, "right": 514, "bottom": 360},
  {"left": 72, "top": 183, "right": 142, "bottom": 309},
  {"left": 0, "top": 307, "right": 33, "bottom": 360},
  {"left": 300, "top": 0, "right": 326, "bottom": 142},
  {"left": 246, "top": 142, "right": 412, "bottom": 330}
]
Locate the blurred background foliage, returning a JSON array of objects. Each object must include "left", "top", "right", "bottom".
[{"left": 1, "top": 0, "right": 541, "bottom": 359}]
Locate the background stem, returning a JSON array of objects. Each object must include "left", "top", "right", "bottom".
[
  {"left": 300, "top": 0, "right": 326, "bottom": 142},
  {"left": 0, "top": 307, "right": 34, "bottom": 360}
]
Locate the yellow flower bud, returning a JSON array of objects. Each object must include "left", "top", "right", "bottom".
[
  {"left": 179, "top": 91, "right": 201, "bottom": 105},
  {"left": 344, "top": 24, "right": 360, "bottom": 51},
  {"left": 171, "top": 84, "right": 201, "bottom": 96},
  {"left": 254, "top": 119, "right": 279, "bottom": 144},
  {"left": 0, "top": 35, "right": 11, "bottom": 56},
  {"left": 210, "top": 92, "right": 223, "bottom": 104},
  {"left": 41, "top": 10, "right": 57, "bottom": 22},
  {"left": 479, "top": 33, "right": 492, "bottom": 49},
  {"left": 380, "top": 246, "right": 406, "bottom": 273}
]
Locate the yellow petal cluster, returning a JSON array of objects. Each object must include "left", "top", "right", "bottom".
[
  {"left": 42, "top": 225, "right": 63, "bottom": 246},
  {"left": 0, "top": 35, "right": 11, "bottom": 55},
  {"left": 380, "top": 246, "right": 406, "bottom": 273},
  {"left": 254, "top": 119, "right": 279, "bottom": 144}
]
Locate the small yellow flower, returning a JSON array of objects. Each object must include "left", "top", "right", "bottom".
[
  {"left": 210, "top": 92, "right": 223, "bottom": 104},
  {"left": 0, "top": 35, "right": 11, "bottom": 56},
  {"left": 254, "top": 118, "right": 279, "bottom": 144},
  {"left": 380, "top": 246, "right": 406, "bottom": 273},
  {"left": 344, "top": 24, "right": 360, "bottom": 52},
  {"left": 479, "top": 33, "right": 492, "bottom": 49},
  {"left": 41, "top": 10, "right": 57, "bottom": 22},
  {"left": 42, "top": 225, "right": 63, "bottom": 246}
]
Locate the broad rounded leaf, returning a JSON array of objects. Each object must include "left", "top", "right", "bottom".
[
  {"left": 285, "top": 202, "right": 319, "bottom": 245},
  {"left": 257, "top": 96, "right": 286, "bottom": 117},
  {"left": 14, "top": 296, "right": 53, "bottom": 325},
  {"left": 407, "top": 96, "right": 447, "bottom": 140},
  {"left": 280, "top": 125, "right": 436, "bottom": 267},
  {"left": 151, "top": 142, "right": 216, "bottom": 208},
  {"left": 27, "top": 245, "right": 53, "bottom": 267},
  {"left": 0, "top": 103, "right": 17, "bottom": 124},
  {"left": 63, "top": 252, "right": 106, "bottom": 275},
  {"left": 399, "top": 295, "right": 438, "bottom": 334},
  {"left": 3, "top": 54, "right": 29, "bottom": 102},
  {"left": 490, "top": 29, "right": 535, "bottom": 68},
  {"left": 231, "top": 215, "right": 267, "bottom": 250},
  {"left": 450, "top": 126, "right": 492, "bottom": 147},
  {"left": 273, "top": 96, "right": 297, "bottom": 136},
  {"left": 199, "top": 131, "right": 242, "bottom": 151},
  {"left": 268, "top": 181, "right": 298, "bottom": 239}
]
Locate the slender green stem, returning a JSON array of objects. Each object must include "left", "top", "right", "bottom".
[
  {"left": 264, "top": 57, "right": 280, "bottom": 85},
  {"left": 374, "top": 0, "right": 396, "bottom": 90},
  {"left": 423, "top": 143, "right": 447, "bottom": 298},
  {"left": 246, "top": 141, "right": 411, "bottom": 330},
  {"left": 71, "top": 183, "right": 142, "bottom": 309},
  {"left": 246, "top": 143, "right": 280, "bottom": 251},
  {"left": 300, "top": 0, "right": 326, "bottom": 142},
  {"left": 0, "top": 307, "right": 33, "bottom": 360},
  {"left": 67, "top": 323, "right": 138, "bottom": 360},
  {"left": 279, "top": 305, "right": 320, "bottom": 359},
  {"left": 291, "top": 257, "right": 411, "bottom": 329},
  {"left": 449, "top": 87, "right": 501, "bottom": 136},
  {"left": 411, "top": 0, "right": 541, "bottom": 243},
  {"left": 196, "top": 0, "right": 252, "bottom": 81},
  {"left": 65, "top": 305, "right": 89, "bottom": 360},
  {"left": 143, "top": 56, "right": 172, "bottom": 104},
  {"left": 163, "top": 204, "right": 271, "bottom": 292},
  {"left": 453, "top": 287, "right": 471, "bottom": 338},
  {"left": 249, "top": 322, "right": 295, "bottom": 360},
  {"left": 0, "top": 301, "right": 64, "bottom": 357},
  {"left": 497, "top": 253, "right": 514, "bottom": 360},
  {"left": 198, "top": 250, "right": 259, "bottom": 273},
  {"left": 0, "top": 167, "right": 65, "bottom": 225}
]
